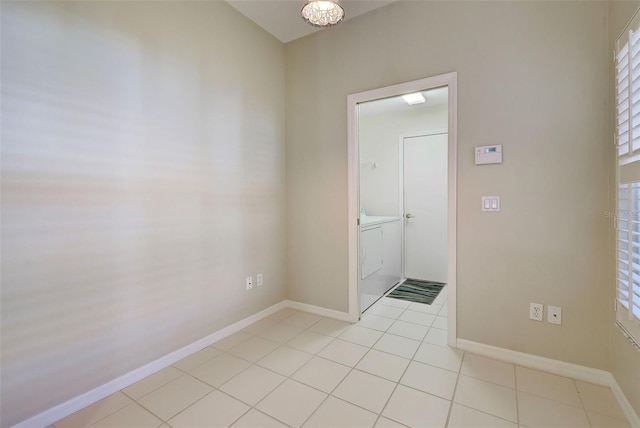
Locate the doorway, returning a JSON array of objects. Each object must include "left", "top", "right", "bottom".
[{"left": 347, "top": 73, "right": 457, "bottom": 346}]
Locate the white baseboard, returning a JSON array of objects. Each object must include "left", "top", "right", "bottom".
[
  {"left": 284, "top": 299, "right": 352, "bottom": 322},
  {"left": 456, "top": 339, "right": 612, "bottom": 384},
  {"left": 457, "top": 339, "right": 640, "bottom": 428},
  {"left": 13, "top": 300, "right": 291, "bottom": 428},
  {"left": 16, "top": 308, "right": 638, "bottom": 428},
  {"left": 610, "top": 376, "right": 640, "bottom": 428}
]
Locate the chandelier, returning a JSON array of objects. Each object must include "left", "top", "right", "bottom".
[{"left": 301, "top": 0, "right": 345, "bottom": 28}]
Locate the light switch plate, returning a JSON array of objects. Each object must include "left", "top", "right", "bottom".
[{"left": 482, "top": 196, "right": 501, "bottom": 212}]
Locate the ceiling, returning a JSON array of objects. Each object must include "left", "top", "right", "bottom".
[
  {"left": 227, "top": 0, "right": 444, "bottom": 118},
  {"left": 226, "top": 0, "right": 396, "bottom": 43},
  {"left": 359, "top": 86, "right": 449, "bottom": 118}
]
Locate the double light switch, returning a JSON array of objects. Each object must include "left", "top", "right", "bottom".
[{"left": 482, "top": 196, "right": 501, "bottom": 212}]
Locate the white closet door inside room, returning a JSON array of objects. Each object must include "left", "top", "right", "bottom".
[{"left": 403, "top": 133, "right": 448, "bottom": 283}]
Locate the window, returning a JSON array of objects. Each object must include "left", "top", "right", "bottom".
[{"left": 615, "top": 13, "right": 640, "bottom": 349}]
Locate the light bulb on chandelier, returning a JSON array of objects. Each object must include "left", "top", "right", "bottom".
[{"left": 301, "top": 0, "right": 345, "bottom": 28}]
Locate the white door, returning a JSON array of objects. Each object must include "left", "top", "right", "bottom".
[{"left": 403, "top": 133, "right": 448, "bottom": 283}]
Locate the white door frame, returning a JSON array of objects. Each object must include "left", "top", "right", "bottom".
[
  {"left": 399, "top": 129, "right": 448, "bottom": 282},
  {"left": 347, "top": 72, "right": 458, "bottom": 346}
]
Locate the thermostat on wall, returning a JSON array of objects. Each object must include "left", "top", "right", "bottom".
[{"left": 475, "top": 145, "right": 502, "bottom": 165}]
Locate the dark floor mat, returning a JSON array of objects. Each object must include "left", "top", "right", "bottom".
[{"left": 387, "top": 279, "right": 445, "bottom": 305}]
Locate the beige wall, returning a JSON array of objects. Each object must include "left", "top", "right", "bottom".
[
  {"left": 286, "top": 1, "right": 611, "bottom": 369},
  {"left": 4, "top": 1, "right": 638, "bottom": 425},
  {"left": 609, "top": 1, "right": 640, "bottom": 416},
  {"left": 0, "top": 2, "right": 286, "bottom": 426}
]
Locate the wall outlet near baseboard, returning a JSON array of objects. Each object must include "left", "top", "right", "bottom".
[
  {"left": 548, "top": 306, "right": 561, "bottom": 325},
  {"left": 246, "top": 276, "right": 253, "bottom": 291},
  {"left": 530, "top": 302, "right": 543, "bottom": 321}
]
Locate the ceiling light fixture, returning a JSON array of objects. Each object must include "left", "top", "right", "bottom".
[
  {"left": 301, "top": 0, "right": 345, "bottom": 28},
  {"left": 402, "top": 93, "right": 426, "bottom": 105}
]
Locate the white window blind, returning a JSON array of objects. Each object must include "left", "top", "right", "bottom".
[{"left": 615, "top": 13, "right": 640, "bottom": 350}]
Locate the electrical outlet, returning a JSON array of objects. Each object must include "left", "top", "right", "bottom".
[
  {"left": 246, "top": 276, "right": 253, "bottom": 291},
  {"left": 257, "top": 273, "right": 263, "bottom": 287},
  {"left": 548, "top": 306, "right": 562, "bottom": 325},
  {"left": 530, "top": 303, "right": 543, "bottom": 321}
]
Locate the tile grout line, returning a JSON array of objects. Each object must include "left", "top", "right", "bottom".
[
  {"left": 62, "top": 396, "right": 134, "bottom": 428},
  {"left": 54, "top": 308, "right": 355, "bottom": 427},
  {"left": 294, "top": 298, "right": 447, "bottom": 426},
  {"left": 279, "top": 318, "right": 354, "bottom": 427},
  {"left": 374, "top": 299, "right": 446, "bottom": 427},
  {"left": 233, "top": 314, "right": 342, "bottom": 427},
  {"left": 82, "top": 297, "right": 623, "bottom": 428},
  {"left": 375, "top": 338, "right": 418, "bottom": 427},
  {"left": 449, "top": 351, "right": 523, "bottom": 427},
  {"left": 62, "top": 298, "right": 457, "bottom": 428},
  {"left": 573, "top": 378, "right": 596, "bottom": 428},
  {"left": 443, "top": 349, "right": 466, "bottom": 428},
  {"left": 134, "top": 370, "right": 218, "bottom": 425},
  {"left": 131, "top": 311, "right": 322, "bottom": 427},
  {"left": 196, "top": 314, "right": 328, "bottom": 428},
  {"left": 260, "top": 315, "right": 371, "bottom": 427}
]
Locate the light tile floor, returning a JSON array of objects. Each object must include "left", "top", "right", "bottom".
[{"left": 53, "top": 288, "right": 631, "bottom": 428}]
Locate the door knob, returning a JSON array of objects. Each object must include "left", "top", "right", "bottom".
[{"left": 405, "top": 213, "right": 415, "bottom": 219}]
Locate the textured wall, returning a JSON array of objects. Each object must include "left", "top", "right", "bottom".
[
  {"left": 286, "top": 1, "right": 610, "bottom": 369},
  {"left": 1, "top": 2, "right": 286, "bottom": 425}
]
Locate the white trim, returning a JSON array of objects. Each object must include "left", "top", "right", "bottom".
[
  {"left": 610, "top": 375, "right": 640, "bottom": 428},
  {"left": 284, "top": 299, "right": 352, "bottom": 322},
  {"left": 12, "top": 300, "right": 304, "bottom": 428},
  {"left": 399, "top": 129, "right": 448, "bottom": 139},
  {"left": 457, "top": 339, "right": 640, "bottom": 427},
  {"left": 347, "top": 90, "right": 360, "bottom": 323},
  {"left": 347, "top": 72, "right": 458, "bottom": 343},
  {"left": 615, "top": 11, "right": 640, "bottom": 346},
  {"left": 398, "top": 136, "right": 404, "bottom": 281},
  {"left": 457, "top": 339, "right": 612, "bottom": 384},
  {"left": 446, "top": 75, "right": 458, "bottom": 348},
  {"left": 13, "top": 306, "right": 640, "bottom": 428}
]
